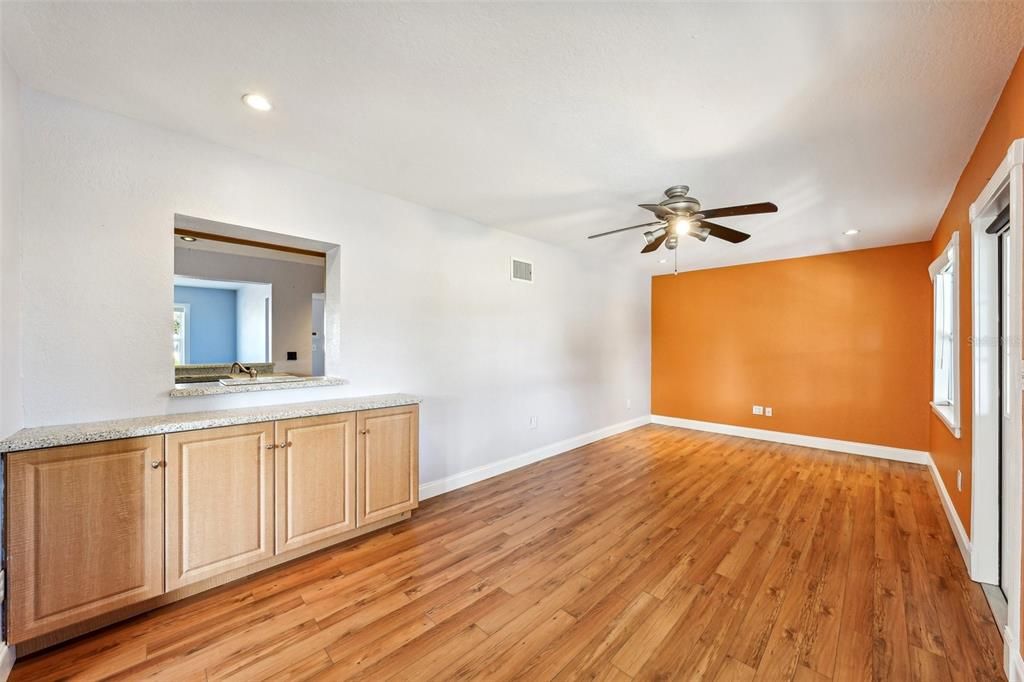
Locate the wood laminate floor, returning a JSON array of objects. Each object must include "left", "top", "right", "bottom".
[{"left": 11, "top": 425, "right": 1005, "bottom": 681}]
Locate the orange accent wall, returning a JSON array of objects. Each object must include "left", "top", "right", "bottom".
[
  {"left": 652, "top": 242, "right": 932, "bottom": 451},
  {"left": 929, "top": 49, "right": 1024, "bottom": 539}
]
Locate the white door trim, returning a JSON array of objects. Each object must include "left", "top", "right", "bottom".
[{"left": 970, "top": 138, "right": 1024, "bottom": 677}]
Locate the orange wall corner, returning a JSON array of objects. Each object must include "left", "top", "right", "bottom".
[
  {"left": 929, "top": 47, "right": 1024, "bottom": 539},
  {"left": 651, "top": 242, "right": 932, "bottom": 452}
]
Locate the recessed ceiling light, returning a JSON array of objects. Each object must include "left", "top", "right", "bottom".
[
  {"left": 843, "top": 229, "right": 860, "bottom": 236},
  {"left": 242, "top": 93, "right": 273, "bottom": 112},
  {"left": 179, "top": 235, "right": 197, "bottom": 242}
]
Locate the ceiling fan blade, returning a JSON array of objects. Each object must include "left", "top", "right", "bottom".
[
  {"left": 641, "top": 232, "right": 668, "bottom": 253},
  {"left": 639, "top": 203, "right": 678, "bottom": 220},
  {"left": 587, "top": 221, "right": 664, "bottom": 240},
  {"left": 699, "top": 202, "right": 778, "bottom": 220},
  {"left": 700, "top": 220, "right": 750, "bottom": 244}
]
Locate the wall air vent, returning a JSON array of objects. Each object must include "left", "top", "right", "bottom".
[{"left": 510, "top": 258, "right": 534, "bottom": 283}]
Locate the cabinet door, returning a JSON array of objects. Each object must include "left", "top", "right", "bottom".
[
  {"left": 356, "top": 405, "right": 419, "bottom": 526},
  {"left": 6, "top": 437, "right": 164, "bottom": 643},
  {"left": 275, "top": 413, "right": 356, "bottom": 554},
  {"left": 165, "top": 423, "right": 274, "bottom": 590}
]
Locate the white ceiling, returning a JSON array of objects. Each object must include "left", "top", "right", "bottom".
[{"left": 4, "top": 2, "right": 1023, "bottom": 273}]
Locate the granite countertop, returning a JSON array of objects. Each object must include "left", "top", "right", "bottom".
[
  {"left": 169, "top": 376, "right": 348, "bottom": 397},
  {"left": 0, "top": 393, "right": 421, "bottom": 454}
]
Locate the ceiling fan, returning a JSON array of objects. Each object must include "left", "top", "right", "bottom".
[{"left": 588, "top": 185, "right": 778, "bottom": 254}]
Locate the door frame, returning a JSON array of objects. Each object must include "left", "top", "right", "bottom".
[
  {"left": 311, "top": 292, "right": 326, "bottom": 376},
  {"left": 970, "top": 138, "right": 1024, "bottom": 676}
]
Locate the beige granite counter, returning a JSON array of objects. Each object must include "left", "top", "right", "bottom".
[{"left": 0, "top": 393, "right": 420, "bottom": 454}]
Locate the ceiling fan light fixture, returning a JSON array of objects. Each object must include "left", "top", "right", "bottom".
[
  {"left": 642, "top": 226, "right": 667, "bottom": 245},
  {"left": 688, "top": 224, "right": 711, "bottom": 242}
]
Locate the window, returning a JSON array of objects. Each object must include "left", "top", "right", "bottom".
[
  {"left": 173, "top": 303, "right": 190, "bottom": 365},
  {"left": 930, "top": 232, "right": 960, "bottom": 437}
]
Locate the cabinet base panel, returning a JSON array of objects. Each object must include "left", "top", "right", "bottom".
[{"left": 12, "top": 510, "right": 412, "bottom": 655}]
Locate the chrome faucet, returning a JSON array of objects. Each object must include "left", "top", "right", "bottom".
[{"left": 230, "top": 362, "right": 258, "bottom": 379}]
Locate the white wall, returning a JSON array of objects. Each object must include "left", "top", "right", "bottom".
[
  {"left": 234, "top": 281, "right": 272, "bottom": 366},
  {"left": 1, "top": 47, "right": 24, "bottom": 664},
  {"left": 1, "top": 53, "right": 23, "bottom": 440},
  {"left": 18, "top": 89, "right": 651, "bottom": 486}
]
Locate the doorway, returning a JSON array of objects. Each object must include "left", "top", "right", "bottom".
[
  {"left": 969, "top": 139, "right": 1024, "bottom": 672},
  {"left": 992, "top": 207, "right": 1011, "bottom": 600}
]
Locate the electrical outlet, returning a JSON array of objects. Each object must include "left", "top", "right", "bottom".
[
  {"left": 529, "top": 416, "right": 538, "bottom": 429},
  {"left": 765, "top": 407, "right": 773, "bottom": 417},
  {"left": 752, "top": 405, "right": 764, "bottom": 416},
  {"left": 626, "top": 398, "right": 632, "bottom": 410},
  {"left": 957, "top": 469, "right": 963, "bottom": 492}
]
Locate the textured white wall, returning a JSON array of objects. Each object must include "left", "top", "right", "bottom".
[
  {"left": 1, "top": 54, "right": 23, "bottom": 440},
  {"left": 2, "top": 49, "right": 25, "bottom": 644},
  {"left": 18, "top": 89, "right": 650, "bottom": 485}
]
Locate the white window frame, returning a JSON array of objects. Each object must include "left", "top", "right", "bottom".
[
  {"left": 929, "top": 231, "right": 960, "bottom": 438},
  {"left": 173, "top": 303, "right": 190, "bottom": 365}
]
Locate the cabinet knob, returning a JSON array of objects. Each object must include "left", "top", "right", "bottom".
[
  {"left": 360, "top": 429, "right": 370, "bottom": 435},
  {"left": 151, "top": 460, "right": 161, "bottom": 469},
  {"left": 266, "top": 444, "right": 276, "bottom": 450},
  {"left": 279, "top": 442, "right": 292, "bottom": 449}
]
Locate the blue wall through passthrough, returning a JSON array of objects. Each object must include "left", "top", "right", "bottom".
[{"left": 174, "top": 285, "right": 237, "bottom": 363}]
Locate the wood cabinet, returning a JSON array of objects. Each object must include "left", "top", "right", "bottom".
[
  {"left": 5, "top": 402, "right": 418, "bottom": 648},
  {"left": 274, "top": 413, "right": 357, "bottom": 553},
  {"left": 357, "top": 405, "right": 419, "bottom": 525},
  {"left": 6, "top": 437, "right": 165, "bottom": 642},
  {"left": 165, "top": 423, "right": 275, "bottom": 590}
]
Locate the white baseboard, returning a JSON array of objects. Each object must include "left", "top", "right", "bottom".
[
  {"left": 418, "top": 416, "right": 651, "bottom": 500},
  {"left": 1009, "top": 635, "right": 1024, "bottom": 682},
  {"left": 650, "top": 415, "right": 930, "bottom": 465},
  {"left": 0, "top": 644, "right": 15, "bottom": 681},
  {"left": 927, "top": 455, "right": 973, "bottom": 571}
]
